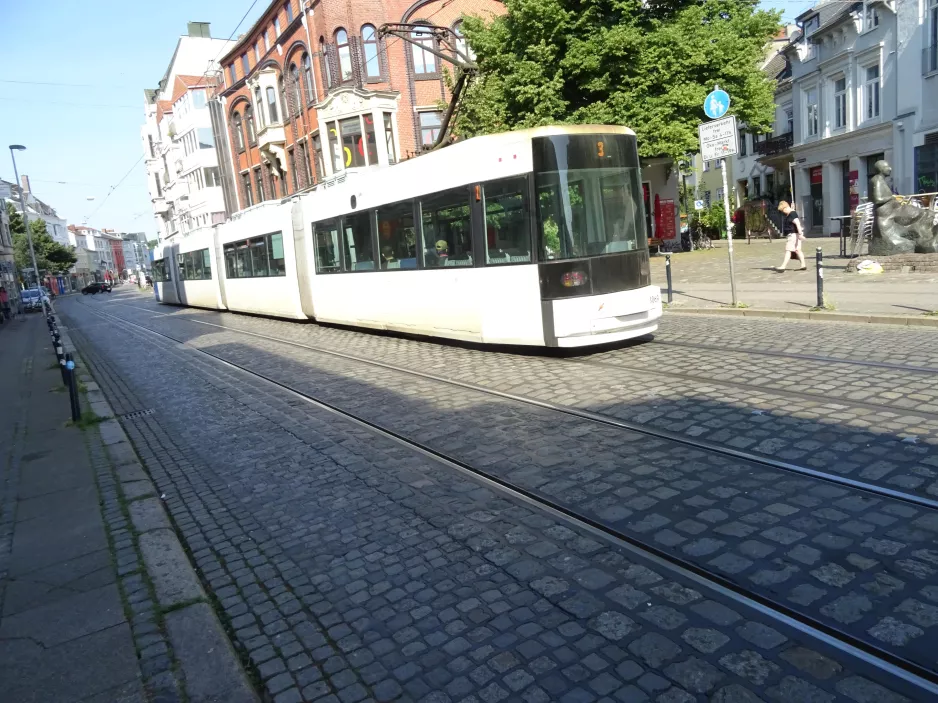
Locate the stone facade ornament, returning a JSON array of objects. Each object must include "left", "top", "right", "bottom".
[{"left": 869, "top": 160, "right": 938, "bottom": 255}]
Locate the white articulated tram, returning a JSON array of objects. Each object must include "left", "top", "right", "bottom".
[{"left": 153, "top": 125, "right": 662, "bottom": 347}]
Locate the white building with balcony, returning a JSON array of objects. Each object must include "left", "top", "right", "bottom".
[
  {"left": 142, "top": 22, "right": 233, "bottom": 242},
  {"left": 759, "top": 0, "right": 938, "bottom": 235}
]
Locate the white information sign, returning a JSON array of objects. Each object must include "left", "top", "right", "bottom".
[
  {"left": 698, "top": 116, "right": 738, "bottom": 162},
  {"left": 694, "top": 200, "right": 705, "bottom": 211}
]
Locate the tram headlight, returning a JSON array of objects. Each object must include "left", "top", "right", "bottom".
[{"left": 561, "top": 271, "right": 588, "bottom": 288}]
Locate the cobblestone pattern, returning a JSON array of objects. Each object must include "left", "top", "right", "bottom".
[
  {"left": 121, "top": 312, "right": 938, "bottom": 678},
  {"left": 60, "top": 299, "right": 920, "bottom": 703},
  {"left": 85, "top": 420, "right": 186, "bottom": 702},
  {"left": 112, "top": 298, "right": 938, "bottom": 502},
  {"left": 654, "top": 316, "right": 938, "bottom": 369}
]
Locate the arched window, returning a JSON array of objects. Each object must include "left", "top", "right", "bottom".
[
  {"left": 290, "top": 64, "right": 302, "bottom": 115},
  {"left": 453, "top": 22, "right": 475, "bottom": 62},
  {"left": 412, "top": 26, "right": 436, "bottom": 74},
  {"left": 335, "top": 29, "right": 353, "bottom": 81},
  {"left": 278, "top": 76, "right": 288, "bottom": 121},
  {"left": 320, "top": 37, "right": 333, "bottom": 88},
  {"left": 254, "top": 87, "right": 265, "bottom": 128},
  {"left": 244, "top": 104, "right": 256, "bottom": 144},
  {"left": 266, "top": 86, "right": 279, "bottom": 124},
  {"left": 361, "top": 24, "right": 380, "bottom": 78},
  {"left": 302, "top": 53, "right": 315, "bottom": 102},
  {"left": 231, "top": 112, "right": 244, "bottom": 151}
]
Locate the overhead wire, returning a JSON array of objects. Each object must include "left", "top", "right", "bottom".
[{"left": 84, "top": 154, "right": 146, "bottom": 223}]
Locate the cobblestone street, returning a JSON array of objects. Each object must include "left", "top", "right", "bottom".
[{"left": 54, "top": 291, "right": 938, "bottom": 703}]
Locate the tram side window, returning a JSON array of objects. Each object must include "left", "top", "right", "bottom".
[
  {"left": 177, "top": 253, "right": 187, "bottom": 280},
  {"left": 483, "top": 177, "right": 531, "bottom": 264},
  {"left": 269, "top": 232, "right": 286, "bottom": 276},
  {"left": 376, "top": 200, "right": 417, "bottom": 269},
  {"left": 224, "top": 245, "right": 237, "bottom": 278},
  {"left": 314, "top": 219, "right": 341, "bottom": 272},
  {"left": 237, "top": 242, "right": 252, "bottom": 277},
  {"left": 152, "top": 258, "right": 170, "bottom": 282},
  {"left": 342, "top": 211, "right": 375, "bottom": 271},
  {"left": 251, "top": 237, "right": 269, "bottom": 277},
  {"left": 419, "top": 187, "right": 472, "bottom": 268},
  {"left": 177, "top": 248, "right": 212, "bottom": 281}
]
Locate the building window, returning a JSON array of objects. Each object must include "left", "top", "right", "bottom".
[
  {"left": 275, "top": 17, "right": 281, "bottom": 36},
  {"left": 232, "top": 112, "right": 245, "bottom": 151},
  {"left": 263, "top": 30, "right": 270, "bottom": 52},
  {"left": 266, "top": 163, "right": 279, "bottom": 200},
  {"left": 148, "top": 134, "right": 156, "bottom": 158},
  {"left": 929, "top": 0, "right": 938, "bottom": 73},
  {"left": 384, "top": 112, "right": 396, "bottom": 163},
  {"left": 245, "top": 104, "right": 256, "bottom": 145},
  {"left": 266, "top": 86, "right": 279, "bottom": 124},
  {"left": 290, "top": 64, "right": 302, "bottom": 115},
  {"left": 312, "top": 134, "right": 325, "bottom": 180},
  {"left": 412, "top": 26, "right": 437, "bottom": 74},
  {"left": 302, "top": 53, "right": 315, "bottom": 102},
  {"left": 335, "top": 29, "right": 353, "bottom": 81},
  {"left": 192, "top": 90, "right": 206, "bottom": 109},
  {"left": 296, "top": 141, "right": 309, "bottom": 188},
  {"left": 864, "top": 64, "right": 880, "bottom": 120},
  {"left": 254, "top": 43, "right": 261, "bottom": 63},
  {"left": 363, "top": 114, "right": 378, "bottom": 165},
  {"left": 241, "top": 53, "right": 250, "bottom": 76},
  {"left": 703, "top": 160, "right": 710, "bottom": 172},
  {"left": 285, "top": 1, "right": 294, "bottom": 22},
  {"left": 362, "top": 25, "right": 380, "bottom": 78},
  {"left": 453, "top": 22, "right": 475, "bottom": 61},
  {"left": 739, "top": 132, "right": 747, "bottom": 156},
  {"left": 320, "top": 37, "right": 334, "bottom": 88},
  {"left": 302, "top": 139, "right": 313, "bottom": 185},
  {"left": 242, "top": 173, "right": 254, "bottom": 207},
  {"left": 254, "top": 87, "right": 265, "bottom": 128},
  {"left": 229, "top": 64, "right": 237, "bottom": 86},
  {"left": 339, "top": 117, "right": 366, "bottom": 168},
  {"left": 834, "top": 76, "right": 847, "bottom": 129},
  {"left": 254, "top": 168, "right": 265, "bottom": 201},
  {"left": 279, "top": 77, "right": 289, "bottom": 122},
  {"left": 204, "top": 167, "right": 221, "bottom": 187},
  {"left": 863, "top": 3, "right": 879, "bottom": 31},
  {"left": 704, "top": 190, "right": 711, "bottom": 207},
  {"left": 805, "top": 87, "right": 819, "bottom": 137},
  {"left": 197, "top": 127, "right": 214, "bottom": 149},
  {"left": 785, "top": 105, "right": 793, "bottom": 134},
  {"left": 418, "top": 111, "right": 442, "bottom": 146}
]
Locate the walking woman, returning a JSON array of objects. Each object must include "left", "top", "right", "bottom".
[{"left": 775, "top": 201, "right": 806, "bottom": 271}]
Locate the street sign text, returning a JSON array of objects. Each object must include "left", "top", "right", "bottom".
[{"left": 698, "top": 116, "right": 738, "bottom": 162}]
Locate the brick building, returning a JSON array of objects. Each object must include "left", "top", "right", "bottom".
[{"left": 215, "top": 0, "right": 503, "bottom": 212}]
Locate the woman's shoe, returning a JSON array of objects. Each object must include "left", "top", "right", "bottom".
[
  {"left": 774, "top": 266, "right": 787, "bottom": 272},
  {"left": 798, "top": 266, "right": 807, "bottom": 271}
]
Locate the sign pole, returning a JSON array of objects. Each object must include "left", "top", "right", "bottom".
[{"left": 720, "top": 157, "right": 738, "bottom": 305}]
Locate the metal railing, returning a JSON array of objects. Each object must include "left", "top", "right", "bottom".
[{"left": 754, "top": 132, "right": 793, "bottom": 156}]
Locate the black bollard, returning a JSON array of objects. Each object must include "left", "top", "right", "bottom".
[
  {"left": 665, "top": 253, "right": 673, "bottom": 305},
  {"left": 65, "top": 353, "right": 81, "bottom": 422},
  {"left": 816, "top": 247, "right": 824, "bottom": 308}
]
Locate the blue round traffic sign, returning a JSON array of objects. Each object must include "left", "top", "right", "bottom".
[{"left": 704, "top": 89, "right": 730, "bottom": 119}]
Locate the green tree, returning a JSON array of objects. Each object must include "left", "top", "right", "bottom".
[
  {"left": 459, "top": 0, "right": 780, "bottom": 162},
  {"left": 8, "top": 203, "right": 78, "bottom": 275}
]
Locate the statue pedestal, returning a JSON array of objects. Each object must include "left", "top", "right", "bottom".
[{"left": 847, "top": 253, "right": 938, "bottom": 273}]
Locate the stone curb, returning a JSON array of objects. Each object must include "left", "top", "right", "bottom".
[
  {"left": 664, "top": 307, "right": 938, "bottom": 327},
  {"left": 64, "top": 327, "right": 259, "bottom": 703}
]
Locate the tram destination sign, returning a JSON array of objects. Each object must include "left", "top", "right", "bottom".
[{"left": 698, "top": 116, "right": 738, "bottom": 162}]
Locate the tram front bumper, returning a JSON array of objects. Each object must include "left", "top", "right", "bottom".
[{"left": 549, "top": 285, "right": 662, "bottom": 347}]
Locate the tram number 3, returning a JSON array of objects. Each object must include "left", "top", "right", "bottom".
[{"left": 597, "top": 141, "right": 605, "bottom": 158}]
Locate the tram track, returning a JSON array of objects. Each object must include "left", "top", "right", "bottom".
[
  {"left": 651, "top": 339, "right": 938, "bottom": 376},
  {"left": 72, "top": 300, "right": 938, "bottom": 698},
  {"left": 96, "top": 301, "right": 938, "bottom": 512}
]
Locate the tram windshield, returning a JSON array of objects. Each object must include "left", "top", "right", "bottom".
[{"left": 533, "top": 134, "right": 647, "bottom": 261}]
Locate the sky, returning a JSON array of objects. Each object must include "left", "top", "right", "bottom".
[{"left": 0, "top": 0, "right": 817, "bottom": 239}]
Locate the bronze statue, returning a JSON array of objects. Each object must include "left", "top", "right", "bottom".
[{"left": 869, "top": 160, "right": 938, "bottom": 255}]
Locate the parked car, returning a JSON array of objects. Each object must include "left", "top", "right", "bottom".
[
  {"left": 81, "top": 282, "right": 112, "bottom": 295},
  {"left": 21, "top": 288, "right": 47, "bottom": 312}
]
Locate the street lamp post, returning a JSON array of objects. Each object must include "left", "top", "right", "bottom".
[{"left": 9, "top": 145, "right": 45, "bottom": 311}]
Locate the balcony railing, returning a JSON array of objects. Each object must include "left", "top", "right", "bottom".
[
  {"left": 754, "top": 132, "right": 793, "bottom": 156},
  {"left": 924, "top": 43, "right": 938, "bottom": 75}
]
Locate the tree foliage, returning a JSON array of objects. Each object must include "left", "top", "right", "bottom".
[
  {"left": 7, "top": 202, "right": 78, "bottom": 275},
  {"left": 458, "top": 0, "right": 781, "bottom": 162}
]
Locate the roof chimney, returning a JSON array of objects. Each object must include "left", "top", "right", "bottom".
[
  {"left": 20, "top": 175, "right": 30, "bottom": 194},
  {"left": 187, "top": 22, "right": 211, "bottom": 38}
]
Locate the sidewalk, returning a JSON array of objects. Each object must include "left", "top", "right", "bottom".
[
  {"left": 652, "top": 236, "right": 938, "bottom": 316},
  {"left": 0, "top": 315, "right": 257, "bottom": 703}
]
